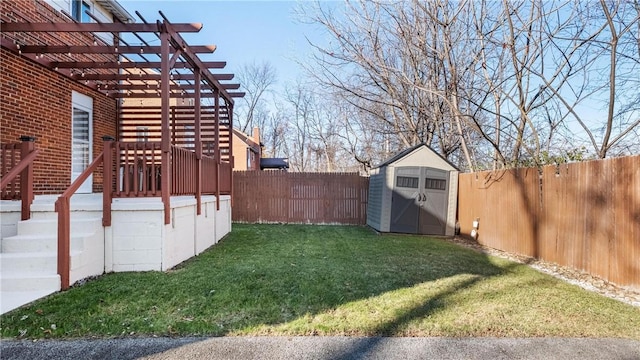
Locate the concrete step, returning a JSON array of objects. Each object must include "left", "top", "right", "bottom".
[
  {"left": 29, "top": 194, "right": 104, "bottom": 213},
  {"left": 16, "top": 218, "right": 101, "bottom": 235},
  {"left": 0, "top": 251, "right": 82, "bottom": 274},
  {"left": 0, "top": 288, "right": 60, "bottom": 314},
  {"left": 0, "top": 273, "right": 60, "bottom": 292},
  {"left": 30, "top": 211, "right": 103, "bottom": 221},
  {"left": 0, "top": 252, "right": 57, "bottom": 274},
  {"left": 1, "top": 233, "right": 91, "bottom": 253}
]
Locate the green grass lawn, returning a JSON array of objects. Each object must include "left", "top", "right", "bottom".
[{"left": 1, "top": 224, "right": 639, "bottom": 339}]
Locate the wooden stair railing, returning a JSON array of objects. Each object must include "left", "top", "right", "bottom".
[
  {"left": 0, "top": 136, "right": 38, "bottom": 220},
  {"left": 55, "top": 137, "right": 114, "bottom": 290}
]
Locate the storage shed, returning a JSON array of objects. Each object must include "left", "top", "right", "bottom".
[{"left": 367, "top": 144, "right": 459, "bottom": 236}]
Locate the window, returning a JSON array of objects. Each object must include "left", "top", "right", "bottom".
[
  {"left": 72, "top": 0, "right": 91, "bottom": 22},
  {"left": 396, "top": 176, "right": 419, "bottom": 188},
  {"left": 425, "top": 178, "right": 446, "bottom": 190}
]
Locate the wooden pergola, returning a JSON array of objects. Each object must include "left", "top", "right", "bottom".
[
  {"left": 2, "top": 9, "right": 245, "bottom": 289},
  {"left": 2, "top": 10, "right": 245, "bottom": 217}
]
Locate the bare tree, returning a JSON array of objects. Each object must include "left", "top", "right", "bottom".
[
  {"left": 235, "top": 61, "right": 278, "bottom": 133},
  {"left": 298, "top": 0, "right": 640, "bottom": 171},
  {"left": 261, "top": 107, "right": 288, "bottom": 158}
]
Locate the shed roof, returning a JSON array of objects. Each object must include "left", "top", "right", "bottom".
[{"left": 373, "top": 143, "right": 459, "bottom": 171}]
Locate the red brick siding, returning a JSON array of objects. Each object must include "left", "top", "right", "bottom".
[
  {"left": 1, "top": 0, "right": 118, "bottom": 194},
  {"left": 1, "top": 49, "right": 117, "bottom": 194}
]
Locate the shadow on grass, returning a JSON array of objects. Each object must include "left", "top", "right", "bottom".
[
  {"left": 215, "top": 224, "right": 507, "bottom": 330},
  {"left": 1, "top": 224, "right": 511, "bottom": 343},
  {"left": 330, "top": 280, "right": 480, "bottom": 360}
]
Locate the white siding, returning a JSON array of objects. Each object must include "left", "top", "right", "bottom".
[
  {"left": 44, "top": 0, "right": 114, "bottom": 44},
  {"left": 46, "top": 0, "right": 71, "bottom": 14},
  {"left": 92, "top": 2, "right": 114, "bottom": 44}
]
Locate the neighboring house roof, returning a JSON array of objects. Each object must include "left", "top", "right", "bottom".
[
  {"left": 260, "top": 158, "right": 289, "bottom": 170},
  {"left": 95, "top": 0, "right": 135, "bottom": 23},
  {"left": 373, "top": 143, "right": 459, "bottom": 171},
  {"left": 233, "top": 128, "right": 260, "bottom": 153}
]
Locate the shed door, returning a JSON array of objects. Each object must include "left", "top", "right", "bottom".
[
  {"left": 390, "top": 167, "right": 449, "bottom": 235},
  {"left": 390, "top": 167, "right": 421, "bottom": 233},
  {"left": 419, "top": 168, "right": 449, "bottom": 235}
]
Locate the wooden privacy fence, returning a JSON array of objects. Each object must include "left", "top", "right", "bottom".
[
  {"left": 458, "top": 155, "right": 640, "bottom": 290},
  {"left": 233, "top": 172, "right": 369, "bottom": 225}
]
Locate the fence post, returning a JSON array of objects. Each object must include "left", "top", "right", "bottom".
[
  {"left": 102, "top": 136, "right": 115, "bottom": 227},
  {"left": 19, "top": 136, "right": 36, "bottom": 221}
]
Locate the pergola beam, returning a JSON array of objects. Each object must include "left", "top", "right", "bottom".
[
  {"left": 110, "top": 91, "right": 244, "bottom": 98},
  {"left": 49, "top": 61, "right": 227, "bottom": 69},
  {"left": 16, "top": 45, "right": 216, "bottom": 54},
  {"left": 163, "top": 21, "right": 234, "bottom": 106},
  {"left": 74, "top": 73, "right": 234, "bottom": 81},
  {"left": 2, "top": 17, "right": 243, "bottom": 105},
  {"left": 109, "top": 83, "right": 240, "bottom": 91},
  {"left": 1, "top": 22, "right": 202, "bottom": 33}
]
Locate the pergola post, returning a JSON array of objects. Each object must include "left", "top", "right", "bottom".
[
  {"left": 19, "top": 136, "right": 36, "bottom": 220},
  {"left": 160, "top": 23, "right": 171, "bottom": 225},
  {"left": 229, "top": 103, "right": 234, "bottom": 207},
  {"left": 194, "top": 69, "right": 202, "bottom": 215},
  {"left": 102, "top": 136, "right": 115, "bottom": 227},
  {"left": 214, "top": 88, "right": 221, "bottom": 210},
  {"left": 3, "top": 16, "right": 246, "bottom": 224}
]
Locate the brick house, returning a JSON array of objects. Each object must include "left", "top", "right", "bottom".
[
  {"left": 232, "top": 127, "right": 290, "bottom": 171},
  {"left": 0, "top": 0, "right": 244, "bottom": 313},
  {"left": 232, "top": 127, "right": 261, "bottom": 171}
]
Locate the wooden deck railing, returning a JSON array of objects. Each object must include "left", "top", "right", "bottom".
[
  {"left": 55, "top": 137, "right": 114, "bottom": 290},
  {"left": 219, "top": 161, "right": 232, "bottom": 194},
  {"left": 1, "top": 136, "right": 38, "bottom": 220},
  {"left": 202, "top": 154, "right": 217, "bottom": 194},
  {"left": 114, "top": 141, "right": 162, "bottom": 197},
  {"left": 111, "top": 141, "right": 232, "bottom": 221},
  {"left": 171, "top": 146, "right": 197, "bottom": 195},
  {"left": 113, "top": 143, "right": 229, "bottom": 196},
  {"left": 55, "top": 137, "right": 229, "bottom": 289}
]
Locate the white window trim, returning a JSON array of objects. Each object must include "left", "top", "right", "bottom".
[{"left": 71, "top": 91, "right": 94, "bottom": 193}]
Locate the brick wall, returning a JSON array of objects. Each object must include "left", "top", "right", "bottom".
[
  {"left": 232, "top": 131, "right": 260, "bottom": 171},
  {"left": 1, "top": 0, "right": 118, "bottom": 194}
]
